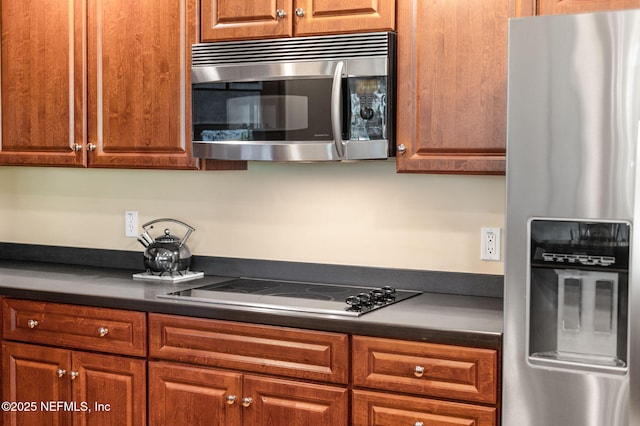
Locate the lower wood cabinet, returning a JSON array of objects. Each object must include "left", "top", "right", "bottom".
[
  {"left": 352, "top": 389, "right": 496, "bottom": 426},
  {"left": 0, "top": 298, "right": 148, "bottom": 426},
  {"left": 0, "top": 299, "right": 501, "bottom": 426},
  {"left": 2, "top": 341, "right": 146, "bottom": 426},
  {"left": 351, "top": 335, "right": 499, "bottom": 426},
  {"left": 149, "top": 361, "right": 242, "bottom": 425},
  {"left": 148, "top": 314, "right": 349, "bottom": 425},
  {"left": 149, "top": 361, "right": 348, "bottom": 425}
]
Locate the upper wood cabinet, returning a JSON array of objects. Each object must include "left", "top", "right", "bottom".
[
  {"left": 201, "top": 0, "right": 395, "bottom": 41},
  {"left": 86, "top": 0, "right": 198, "bottom": 169},
  {"left": 395, "top": 0, "right": 510, "bottom": 174},
  {"left": 0, "top": 0, "right": 244, "bottom": 170},
  {"left": 536, "top": 0, "right": 640, "bottom": 14},
  {"left": 0, "top": 0, "right": 85, "bottom": 167}
]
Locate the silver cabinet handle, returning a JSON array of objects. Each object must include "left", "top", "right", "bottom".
[
  {"left": 98, "top": 327, "right": 109, "bottom": 337},
  {"left": 397, "top": 143, "right": 407, "bottom": 154},
  {"left": 241, "top": 397, "right": 253, "bottom": 407},
  {"left": 276, "top": 9, "right": 286, "bottom": 19},
  {"left": 27, "top": 319, "right": 38, "bottom": 329},
  {"left": 70, "top": 371, "right": 79, "bottom": 380},
  {"left": 57, "top": 369, "right": 66, "bottom": 378},
  {"left": 226, "top": 395, "right": 237, "bottom": 405},
  {"left": 87, "top": 143, "right": 96, "bottom": 151},
  {"left": 295, "top": 8, "right": 305, "bottom": 17},
  {"left": 414, "top": 365, "right": 425, "bottom": 378},
  {"left": 415, "top": 422, "right": 424, "bottom": 426},
  {"left": 72, "top": 143, "right": 83, "bottom": 152}
]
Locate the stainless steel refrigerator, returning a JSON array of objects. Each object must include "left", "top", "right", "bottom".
[{"left": 504, "top": 9, "right": 640, "bottom": 426}]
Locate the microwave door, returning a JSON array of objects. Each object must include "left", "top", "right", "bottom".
[{"left": 192, "top": 61, "right": 344, "bottom": 162}]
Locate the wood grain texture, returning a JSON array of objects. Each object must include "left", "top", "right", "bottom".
[
  {"left": 352, "top": 335, "right": 498, "bottom": 404},
  {"left": 2, "top": 341, "right": 72, "bottom": 425},
  {"left": 87, "top": 0, "right": 198, "bottom": 168},
  {"left": 395, "top": 0, "right": 509, "bottom": 174},
  {"left": 294, "top": 0, "right": 395, "bottom": 36},
  {"left": 149, "top": 313, "right": 349, "bottom": 384},
  {"left": 149, "top": 361, "right": 243, "bottom": 426},
  {"left": 352, "top": 389, "right": 496, "bottom": 426},
  {"left": 201, "top": 0, "right": 293, "bottom": 41},
  {"left": 2, "top": 298, "right": 147, "bottom": 357},
  {"left": 201, "top": 0, "right": 394, "bottom": 41},
  {"left": 72, "top": 351, "right": 146, "bottom": 426},
  {"left": 242, "top": 374, "right": 348, "bottom": 426},
  {"left": 0, "top": 0, "right": 86, "bottom": 166}
]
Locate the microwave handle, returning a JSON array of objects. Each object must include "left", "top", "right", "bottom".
[{"left": 331, "top": 61, "right": 346, "bottom": 158}]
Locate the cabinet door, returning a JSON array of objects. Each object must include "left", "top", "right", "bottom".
[
  {"left": 2, "top": 341, "right": 72, "bottom": 426},
  {"left": 87, "top": 0, "right": 198, "bottom": 169},
  {"left": 149, "top": 361, "right": 242, "bottom": 426},
  {"left": 201, "top": 0, "right": 293, "bottom": 41},
  {"left": 352, "top": 389, "right": 496, "bottom": 426},
  {"left": 396, "top": 0, "right": 509, "bottom": 174},
  {"left": 537, "top": 0, "right": 640, "bottom": 14},
  {"left": 72, "top": 351, "right": 146, "bottom": 426},
  {"left": 294, "top": 0, "right": 395, "bottom": 36},
  {"left": 0, "top": 0, "right": 86, "bottom": 167},
  {"left": 242, "top": 375, "right": 348, "bottom": 426}
]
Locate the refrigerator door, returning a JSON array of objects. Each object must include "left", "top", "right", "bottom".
[{"left": 504, "top": 9, "right": 640, "bottom": 426}]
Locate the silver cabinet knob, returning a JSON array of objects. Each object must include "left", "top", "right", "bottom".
[
  {"left": 414, "top": 365, "right": 425, "bottom": 378},
  {"left": 276, "top": 9, "right": 286, "bottom": 19},
  {"left": 87, "top": 143, "right": 96, "bottom": 151},
  {"left": 57, "top": 369, "right": 66, "bottom": 378},
  {"left": 226, "top": 395, "right": 237, "bottom": 405},
  {"left": 397, "top": 143, "right": 407, "bottom": 154},
  {"left": 27, "top": 319, "right": 38, "bottom": 329},
  {"left": 70, "top": 371, "right": 79, "bottom": 380},
  {"left": 415, "top": 422, "right": 424, "bottom": 426},
  {"left": 241, "top": 397, "right": 253, "bottom": 407},
  {"left": 295, "top": 8, "right": 305, "bottom": 17},
  {"left": 72, "top": 143, "right": 83, "bottom": 152},
  {"left": 98, "top": 327, "right": 109, "bottom": 337}
]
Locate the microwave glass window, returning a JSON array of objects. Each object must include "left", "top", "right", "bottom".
[
  {"left": 193, "top": 79, "right": 334, "bottom": 142},
  {"left": 226, "top": 95, "right": 308, "bottom": 131}
]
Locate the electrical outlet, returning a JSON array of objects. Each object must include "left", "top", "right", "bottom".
[
  {"left": 125, "top": 211, "right": 138, "bottom": 237},
  {"left": 481, "top": 227, "right": 501, "bottom": 261}
]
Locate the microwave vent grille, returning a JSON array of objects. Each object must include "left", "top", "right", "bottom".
[{"left": 192, "top": 32, "right": 395, "bottom": 66}]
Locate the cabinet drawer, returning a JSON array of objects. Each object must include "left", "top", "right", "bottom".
[
  {"left": 352, "top": 389, "right": 496, "bottom": 426},
  {"left": 352, "top": 335, "right": 498, "bottom": 404},
  {"left": 2, "top": 299, "right": 147, "bottom": 357},
  {"left": 149, "top": 313, "right": 349, "bottom": 384}
]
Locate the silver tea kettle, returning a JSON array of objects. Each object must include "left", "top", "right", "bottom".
[{"left": 137, "top": 218, "right": 195, "bottom": 273}]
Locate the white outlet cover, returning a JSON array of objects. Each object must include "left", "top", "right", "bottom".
[
  {"left": 481, "top": 227, "right": 501, "bottom": 261},
  {"left": 125, "top": 211, "right": 138, "bottom": 237}
]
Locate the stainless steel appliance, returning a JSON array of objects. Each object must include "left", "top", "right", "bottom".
[
  {"left": 504, "top": 9, "right": 640, "bottom": 425},
  {"left": 158, "top": 278, "right": 420, "bottom": 317},
  {"left": 191, "top": 32, "right": 396, "bottom": 162}
]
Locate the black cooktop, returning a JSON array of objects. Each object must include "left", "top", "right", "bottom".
[{"left": 159, "top": 278, "right": 422, "bottom": 317}]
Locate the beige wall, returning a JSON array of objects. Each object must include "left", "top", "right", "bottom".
[{"left": 0, "top": 162, "right": 505, "bottom": 274}]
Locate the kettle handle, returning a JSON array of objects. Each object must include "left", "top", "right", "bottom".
[{"left": 141, "top": 218, "right": 195, "bottom": 246}]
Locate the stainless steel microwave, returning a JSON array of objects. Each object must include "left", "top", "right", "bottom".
[{"left": 191, "top": 32, "right": 396, "bottom": 162}]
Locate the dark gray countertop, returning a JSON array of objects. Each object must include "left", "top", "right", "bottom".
[{"left": 0, "top": 260, "right": 503, "bottom": 349}]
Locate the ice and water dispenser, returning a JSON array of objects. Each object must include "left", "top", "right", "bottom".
[{"left": 528, "top": 219, "right": 629, "bottom": 371}]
